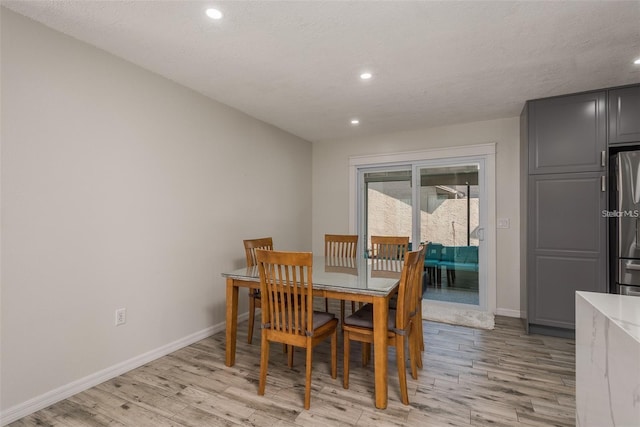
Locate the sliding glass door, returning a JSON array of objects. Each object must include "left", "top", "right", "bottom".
[
  {"left": 416, "top": 161, "right": 483, "bottom": 307},
  {"left": 358, "top": 157, "right": 486, "bottom": 309}
]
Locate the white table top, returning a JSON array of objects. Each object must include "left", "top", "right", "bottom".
[
  {"left": 577, "top": 291, "right": 640, "bottom": 344},
  {"left": 222, "top": 256, "right": 402, "bottom": 296}
]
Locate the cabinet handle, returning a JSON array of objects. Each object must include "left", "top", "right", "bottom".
[
  {"left": 601, "top": 176, "right": 606, "bottom": 192},
  {"left": 601, "top": 151, "right": 606, "bottom": 167}
]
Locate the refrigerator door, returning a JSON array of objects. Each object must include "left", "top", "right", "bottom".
[
  {"left": 617, "top": 151, "right": 640, "bottom": 258},
  {"left": 619, "top": 259, "right": 640, "bottom": 287},
  {"left": 618, "top": 216, "right": 640, "bottom": 260},
  {"left": 619, "top": 284, "right": 640, "bottom": 297}
]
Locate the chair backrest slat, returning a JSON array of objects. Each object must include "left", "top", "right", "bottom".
[
  {"left": 256, "top": 250, "right": 313, "bottom": 336},
  {"left": 370, "top": 236, "right": 410, "bottom": 261},
  {"left": 414, "top": 245, "right": 426, "bottom": 309},
  {"left": 395, "top": 246, "right": 425, "bottom": 330},
  {"left": 243, "top": 237, "right": 273, "bottom": 267},
  {"left": 325, "top": 234, "right": 358, "bottom": 259}
]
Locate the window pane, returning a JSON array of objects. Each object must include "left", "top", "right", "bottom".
[{"left": 365, "top": 170, "right": 412, "bottom": 252}]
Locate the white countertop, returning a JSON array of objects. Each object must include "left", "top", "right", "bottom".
[{"left": 576, "top": 291, "right": 640, "bottom": 344}]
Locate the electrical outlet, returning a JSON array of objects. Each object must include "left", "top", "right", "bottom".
[{"left": 115, "top": 308, "right": 126, "bottom": 326}]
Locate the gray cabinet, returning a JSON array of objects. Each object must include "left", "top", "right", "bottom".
[
  {"left": 609, "top": 85, "right": 640, "bottom": 144},
  {"left": 529, "top": 91, "right": 606, "bottom": 174},
  {"left": 521, "top": 90, "right": 608, "bottom": 336},
  {"left": 527, "top": 173, "right": 607, "bottom": 330}
]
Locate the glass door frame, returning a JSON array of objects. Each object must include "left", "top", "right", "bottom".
[{"left": 348, "top": 144, "right": 496, "bottom": 316}]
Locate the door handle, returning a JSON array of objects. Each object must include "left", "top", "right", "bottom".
[
  {"left": 625, "top": 261, "right": 640, "bottom": 271},
  {"left": 478, "top": 228, "right": 485, "bottom": 241},
  {"left": 601, "top": 176, "right": 606, "bottom": 192},
  {"left": 601, "top": 151, "right": 606, "bottom": 168}
]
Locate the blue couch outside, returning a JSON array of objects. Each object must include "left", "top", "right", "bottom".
[
  {"left": 424, "top": 243, "right": 478, "bottom": 285},
  {"left": 439, "top": 246, "right": 479, "bottom": 272}
]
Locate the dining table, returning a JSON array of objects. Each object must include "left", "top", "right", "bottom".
[{"left": 221, "top": 255, "right": 402, "bottom": 409}]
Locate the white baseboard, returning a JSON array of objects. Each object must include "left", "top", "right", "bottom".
[
  {"left": 1, "top": 312, "right": 248, "bottom": 426},
  {"left": 496, "top": 308, "right": 521, "bottom": 318}
]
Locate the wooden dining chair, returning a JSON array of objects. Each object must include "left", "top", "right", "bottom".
[
  {"left": 324, "top": 234, "right": 358, "bottom": 323},
  {"left": 370, "top": 235, "right": 410, "bottom": 261},
  {"left": 243, "top": 237, "right": 273, "bottom": 344},
  {"left": 342, "top": 247, "right": 422, "bottom": 405},
  {"left": 410, "top": 245, "right": 427, "bottom": 368},
  {"left": 370, "top": 235, "right": 410, "bottom": 314},
  {"left": 255, "top": 249, "right": 338, "bottom": 409}
]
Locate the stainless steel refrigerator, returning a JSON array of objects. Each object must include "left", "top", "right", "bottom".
[{"left": 616, "top": 150, "right": 640, "bottom": 296}]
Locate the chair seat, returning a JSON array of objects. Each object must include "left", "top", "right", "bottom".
[
  {"left": 310, "top": 311, "right": 336, "bottom": 331},
  {"left": 343, "top": 304, "right": 397, "bottom": 331},
  {"left": 264, "top": 310, "right": 336, "bottom": 334}
]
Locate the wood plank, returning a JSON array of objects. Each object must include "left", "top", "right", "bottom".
[{"left": 9, "top": 316, "right": 577, "bottom": 427}]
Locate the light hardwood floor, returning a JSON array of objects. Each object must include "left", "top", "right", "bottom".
[{"left": 10, "top": 304, "right": 576, "bottom": 426}]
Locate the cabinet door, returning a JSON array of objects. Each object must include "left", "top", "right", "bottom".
[
  {"left": 529, "top": 92, "right": 606, "bottom": 174},
  {"left": 528, "top": 172, "right": 607, "bottom": 329},
  {"left": 609, "top": 85, "right": 640, "bottom": 144}
]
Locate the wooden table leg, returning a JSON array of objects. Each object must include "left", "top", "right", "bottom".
[
  {"left": 373, "top": 296, "right": 389, "bottom": 409},
  {"left": 225, "top": 277, "right": 239, "bottom": 367}
]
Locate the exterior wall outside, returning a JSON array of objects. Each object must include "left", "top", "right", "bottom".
[{"left": 367, "top": 187, "right": 480, "bottom": 248}]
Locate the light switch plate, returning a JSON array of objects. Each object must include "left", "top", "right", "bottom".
[{"left": 497, "top": 218, "right": 510, "bottom": 229}]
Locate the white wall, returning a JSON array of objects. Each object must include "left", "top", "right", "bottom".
[
  {"left": 312, "top": 118, "right": 520, "bottom": 316},
  {"left": 0, "top": 9, "right": 312, "bottom": 415}
]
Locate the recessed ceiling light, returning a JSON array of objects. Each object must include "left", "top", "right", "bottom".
[
  {"left": 360, "top": 72, "right": 372, "bottom": 80},
  {"left": 206, "top": 8, "right": 223, "bottom": 20},
  {"left": 634, "top": 58, "right": 640, "bottom": 65},
  {"left": 351, "top": 119, "right": 360, "bottom": 125}
]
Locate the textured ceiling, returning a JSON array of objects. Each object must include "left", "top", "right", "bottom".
[{"left": 3, "top": 1, "right": 640, "bottom": 142}]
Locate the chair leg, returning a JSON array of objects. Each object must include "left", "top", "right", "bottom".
[
  {"left": 417, "top": 300, "right": 425, "bottom": 352},
  {"left": 287, "top": 345, "right": 295, "bottom": 368},
  {"left": 304, "top": 343, "right": 313, "bottom": 410},
  {"left": 362, "top": 342, "right": 370, "bottom": 367},
  {"left": 413, "top": 301, "right": 424, "bottom": 370},
  {"left": 351, "top": 301, "right": 356, "bottom": 314},
  {"left": 415, "top": 325, "right": 423, "bottom": 369},
  {"left": 396, "top": 336, "right": 409, "bottom": 405},
  {"left": 258, "top": 334, "right": 269, "bottom": 396},
  {"left": 331, "top": 329, "right": 337, "bottom": 379},
  {"left": 325, "top": 297, "right": 329, "bottom": 312},
  {"left": 343, "top": 331, "right": 350, "bottom": 389},
  {"left": 248, "top": 294, "right": 255, "bottom": 344},
  {"left": 409, "top": 324, "right": 418, "bottom": 380}
]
